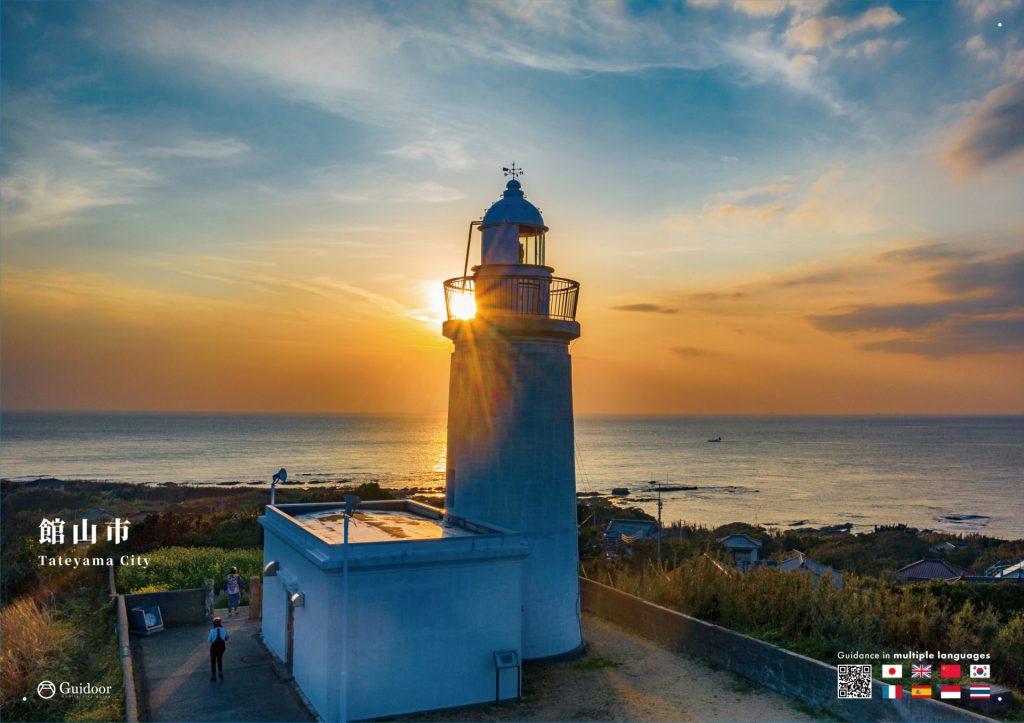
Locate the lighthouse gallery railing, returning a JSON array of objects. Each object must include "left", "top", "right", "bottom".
[{"left": 444, "top": 275, "right": 579, "bottom": 322}]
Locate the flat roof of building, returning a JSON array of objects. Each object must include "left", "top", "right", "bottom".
[{"left": 293, "top": 507, "right": 477, "bottom": 544}]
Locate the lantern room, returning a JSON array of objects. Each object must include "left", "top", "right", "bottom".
[{"left": 480, "top": 178, "right": 547, "bottom": 266}]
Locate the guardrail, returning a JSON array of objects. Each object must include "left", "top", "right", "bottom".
[
  {"left": 443, "top": 275, "right": 579, "bottom": 322},
  {"left": 110, "top": 566, "right": 140, "bottom": 723}
]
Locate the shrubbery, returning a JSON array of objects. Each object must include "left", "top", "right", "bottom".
[
  {"left": 592, "top": 556, "right": 1024, "bottom": 694},
  {"left": 116, "top": 546, "right": 262, "bottom": 594}
]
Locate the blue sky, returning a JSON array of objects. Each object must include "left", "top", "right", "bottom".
[{"left": 3, "top": 1, "right": 1023, "bottom": 413}]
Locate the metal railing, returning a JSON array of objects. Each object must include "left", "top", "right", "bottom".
[{"left": 444, "top": 275, "right": 579, "bottom": 322}]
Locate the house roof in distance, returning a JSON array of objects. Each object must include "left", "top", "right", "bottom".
[
  {"left": 604, "top": 519, "right": 659, "bottom": 539},
  {"left": 717, "top": 534, "right": 763, "bottom": 549},
  {"left": 895, "top": 558, "right": 969, "bottom": 581}
]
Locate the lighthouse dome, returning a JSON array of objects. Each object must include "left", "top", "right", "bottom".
[{"left": 481, "top": 179, "right": 548, "bottom": 232}]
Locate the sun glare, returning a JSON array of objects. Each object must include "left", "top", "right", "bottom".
[{"left": 448, "top": 290, "right": 477, "bottom": 320}]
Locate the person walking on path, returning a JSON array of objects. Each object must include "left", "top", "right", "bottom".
[
  {"left": 225, "top": 566, "right": 245, "bottom": 616},
  {"left": 208, "top": 617, "right": 229, "bottom": 681}
]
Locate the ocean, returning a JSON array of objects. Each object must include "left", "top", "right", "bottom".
[{"left": 2, "top": 413, "right": 1022, "bottom": 539}]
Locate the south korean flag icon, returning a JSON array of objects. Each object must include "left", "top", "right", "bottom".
[{"left": 970, "top": 664, "right": 991, "bottom": 679}]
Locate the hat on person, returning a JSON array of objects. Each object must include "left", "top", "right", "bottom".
[{"left": 213, "top": 617, "right": 223, "bottom": 627}]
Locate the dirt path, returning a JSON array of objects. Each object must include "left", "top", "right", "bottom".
[{"left": 397, "top": 613, "right": 828, "bottom": 722}]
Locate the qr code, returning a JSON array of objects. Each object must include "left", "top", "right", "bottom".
[{"left": 838, "top": 664, "right": 873, "bottom": 699}]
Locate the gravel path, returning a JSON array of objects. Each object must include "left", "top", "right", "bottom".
[{"left": 397, "top": 613, "right": 828, "bottom": 722}]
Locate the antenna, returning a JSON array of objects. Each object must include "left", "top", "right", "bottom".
[{"left": 502, "top": 162, "right": 524, "bottom": 180}]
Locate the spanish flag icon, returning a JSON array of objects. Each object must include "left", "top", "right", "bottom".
[{"left": 911, "top": 685, "right": 932, "bottom": 698}]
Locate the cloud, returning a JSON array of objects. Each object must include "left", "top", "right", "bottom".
[
  {"left": 864, "top": 316, "right": 1024, "bottom": 357},
  {"left": 879, "top": 241, "right": 981, "bottom": 264},
  {"left": 960, "top": 0, "right": 1019, "bottom": 23},
  {"left": 842, "top": 37, "right": 908, "bottom": 60},
  {"left": 383, "top": 138, "right": 475, "bottom": 170},
  {"left": 784, "top": 6, "right": 903, "bottom": 52},
  {"left": 333, "top": 180, "right": 465, "bottom": 204},
  {"left": 809, "top": 249, "right": 1024, "bottom": 356},
  {"left": 0, "top": 91, "right": 251, "bottom": 234},
  {"left": 947, "top": 79, "right": 1024, "bottom": 172},
  {"left": 612, "top": 303, "right": 679, "bottom": 314},
  {"left": 964, "top": 34, "right": 1000, "bottom": 64},
  {"left": 671, "top": 345, "right": 717, "bottom": 356}
]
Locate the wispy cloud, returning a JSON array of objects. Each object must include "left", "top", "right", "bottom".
[
  {"left": 947, "top": 79, "right": 1024, "bottom": 172},
  {"left": 784, "top": 6, "right": 903, "bottom": 52},
  {"left": 612, "top": 303, "right": 679, "bottom": 314},
  {"left": 810, "top": 248, "right": 1024, "bottom": 356}
]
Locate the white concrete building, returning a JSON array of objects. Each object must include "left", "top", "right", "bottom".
[
  {"left": 260, "top": 174, "right": 584, "bottom": 720},
  {"left": 261, "top": 500, "right": 527, "bottom": 721}
]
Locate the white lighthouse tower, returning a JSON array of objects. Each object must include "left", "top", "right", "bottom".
[{"left": 442, "top": 167, "right": 583, "bottom": 660}]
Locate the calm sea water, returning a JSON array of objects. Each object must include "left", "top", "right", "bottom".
[{"left": 2, "top": 413, "right": 1021, "bottom": 539}]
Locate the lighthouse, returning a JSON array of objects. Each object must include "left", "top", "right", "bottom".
[{"left": 442, "top": 167, "right": 583, "bottom": 660}]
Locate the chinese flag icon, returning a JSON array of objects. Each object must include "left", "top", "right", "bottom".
[{"left": 940, "top": 664, "right": 962, "bottom": 679}]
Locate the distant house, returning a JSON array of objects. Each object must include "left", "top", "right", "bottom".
[
  {"left": 929, "top": 541, "right": 958, "bottom": 555},
  {"left": 984, "top": 558, "right": 1024, "bottom": 579},
  {"left": 895, "top": 559, "right": 969, "bottom": 583},
  {"left": 779, "top": 551, "right": 843, "bottom": 589},
  {"left": 604, "top": 519, "right": 659, "bottom": 544},
  {"left": 717, "top": 534, "right": 763, "bottom": 571},
  {"left": 996, "top": 560, "right": 1024, "bottom": 580}
]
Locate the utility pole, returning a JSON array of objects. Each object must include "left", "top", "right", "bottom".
[{"left": 650, "top": 480, "right": 663, "bottom": 569}]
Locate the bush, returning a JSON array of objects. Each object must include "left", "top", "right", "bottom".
[
  {"left": 593, "top": 556, "right": 1024, "bottom": 693},
  {"left": 116, "top": 546, "right": 261, "bottom": 594}
]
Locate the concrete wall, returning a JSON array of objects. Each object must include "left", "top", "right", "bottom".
[
  {"left": 123, "top": 588, "right": 207, "bottom": 628},
  {"left": 262, "top": 525, "right": 524, "bottom": 722},
  {"left": 581, "top": 579, "right": 993, "bottom": 723},
  {"left": 446, "top": 333, "right": 582, "bottom": 659},
  {"left": 261, "top": 534, "right": 290, "bottom": 662}
]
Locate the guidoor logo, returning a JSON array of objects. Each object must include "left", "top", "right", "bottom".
[{"left": 37, "top": 681, "right": 57, "bottom": 699}]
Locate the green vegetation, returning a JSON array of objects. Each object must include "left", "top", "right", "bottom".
[
  {"left": 1, "top": 581, "right": 122, "bottom": 722},
  {"left": 116, "top": 546, "right": 262, "bottom": 600},
  {"left": 1, "top": 478, "right": 398, "bottom": 722},
  {"left": 587, "top": 556, "right": 1024, "bottom": 718}
]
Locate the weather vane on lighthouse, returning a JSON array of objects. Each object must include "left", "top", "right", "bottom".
[{"left": 502, "top": 162, "right": 524, "bottom": 179}]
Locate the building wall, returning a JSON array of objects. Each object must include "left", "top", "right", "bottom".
[
  {"left": 262, "top": 527, "right": 524, "bottom": 722},
  {"left": 341, "top": 557, "right": 523, "bottom": 721},
  {"left": 261, "top": 533, "right": 290, "bottom": 663},
  {"left": 446, "top": 335, "right": 582, "bottom": 659}
]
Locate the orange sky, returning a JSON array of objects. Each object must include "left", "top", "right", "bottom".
[{"left": 3, "top": 2, "right": 1024, "bottom": 414}]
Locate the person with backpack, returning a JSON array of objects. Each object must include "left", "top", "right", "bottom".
[
  {"left": 208, "top": 617, "right": 229, "bottom": 681},
  {"left": 224, "top": 566, "right": 245, "bottom": 616}
]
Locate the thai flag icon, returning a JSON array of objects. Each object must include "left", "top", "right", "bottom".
[
  {"left": 911, "top": 664, "right": 932, "bottom": 679},
  {"left": 882, "top": 684, "right": 903, "bottom": 699},
  {"left": 970, "top": 664, "right": 991, "bottom": 678},
  {"left": 969, "top": 684, "right": 991, "bottom": 698},
  {"left": 882, "top": 664, "right": 903, "bottom": 678}
]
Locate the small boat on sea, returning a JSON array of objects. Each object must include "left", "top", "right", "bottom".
[{"left": 707, "top": 436, "right": 722, "bottom": 443}]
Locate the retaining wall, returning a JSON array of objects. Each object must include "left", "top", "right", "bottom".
[
  {"left": 123, "top": 587, "right": 209, "bottom": 628},
  {"left": 580, "top": 578, "right": 993, "bottom": 723}
]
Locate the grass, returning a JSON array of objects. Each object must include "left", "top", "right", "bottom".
[
  {"left": 0, "top": 586, "right": 123, "bottom": 722},
  {"left": 591, "top": 556, "right": 1024, "bottom": 718}
]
